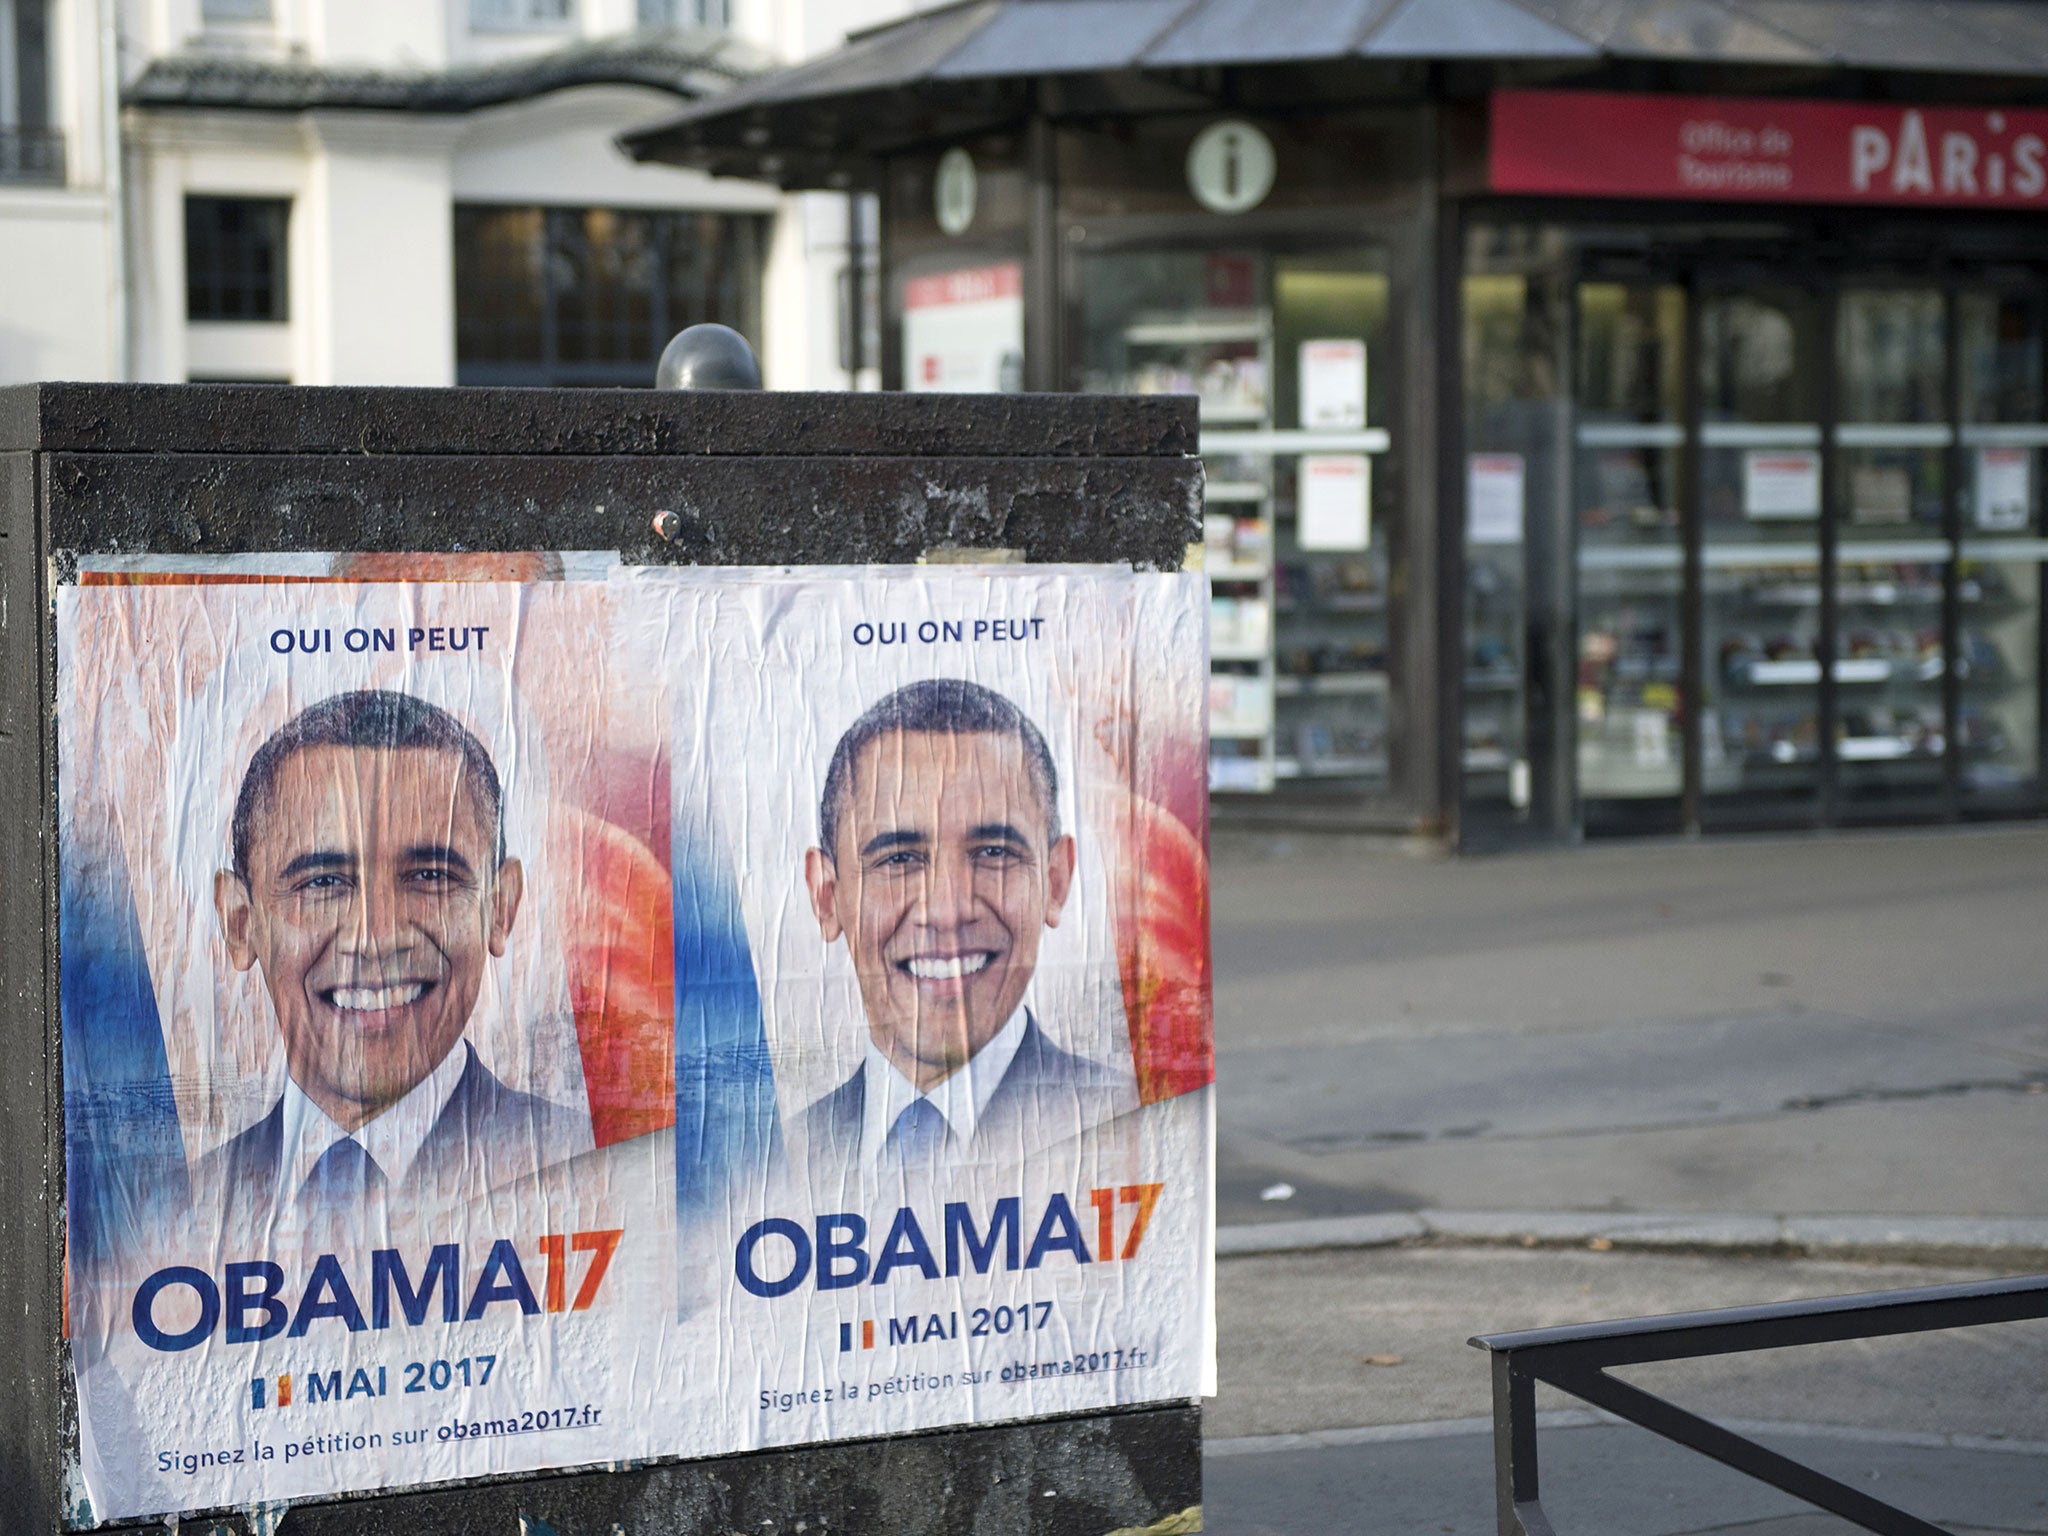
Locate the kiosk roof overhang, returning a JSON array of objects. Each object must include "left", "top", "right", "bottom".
[{"left": 620, "top": 0, "right": 2048, "bottom": 188}]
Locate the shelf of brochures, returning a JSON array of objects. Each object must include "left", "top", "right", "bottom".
[
  {"left": 1731, "top": 657, "right": 1920, "bottom": 686},
  {"left": 1124, "top": 305, "right": 1389, "bottom": 797},
  {"left": 1124, "top": 306, "right": 1280, "bottom": 797},
  {"left": 1838, "top": 736, "right": 1922, "bottom": 762},
  {"left": 1200, "top": 427, "right": 1393, "bottom": 456},
  {"left": 1273, "top": 672, "right": 1388, "bottom": 697},
  {"left": 1198, "top": 403, "right": 1268, "bottom": 426},
  {"left": 1205, "top": 481, "right": 1269, "bottom": 503},
  {"left": 1275, "top": 753, "right": 1389, "bottom": 781},
  {"left": 1123, "top": 316, "right": 1268, "bottom": 346},
  {"left": 1205, "top": 508, "right": 1278, "bottom": 787},
  {"left": 1211, "top": 641, "right": 1271, "bottom": 663}
]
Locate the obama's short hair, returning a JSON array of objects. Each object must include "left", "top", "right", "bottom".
[
  {"left": 818, "top": 678, "right": 1059, "bottom": 859},
  {"left": 231, "top": 689, "right": 504, "bottom": 880}
]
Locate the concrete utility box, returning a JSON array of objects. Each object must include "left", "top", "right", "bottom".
[{"left": 0, "top": 385, "right": 1212, "bottom": 1533}]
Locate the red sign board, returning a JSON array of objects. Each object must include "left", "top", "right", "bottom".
[
  {"left": 901, "top": 262, "right": 1022, "bottom": 312},
  {"left": 1491, "top": 89, "right": 2048, "bottom": 210}
]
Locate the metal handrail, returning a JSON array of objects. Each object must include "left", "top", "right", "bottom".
[{"left": 1469, "top": 1272, "right": 2048, "bottom": 1536}]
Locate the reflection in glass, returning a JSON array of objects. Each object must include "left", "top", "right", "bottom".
[
  {"left": 1961, "top": 292, "right": 2044, "bottom": 423},
  {"left": 1959, "top": 290, "right": 2047, "bottom": 809},
  {"left": 1699, "top": 287, "right": 1824, "bottom": 825},
  {"left": 1956, "top": 557, "right": 2041, "bottom": 800},
  {"left": 1461, "top": 263, "right": 1549, "bottom": 828},
  {"left": 1460, "top": 223, "right": 1582, "bottom": 837},
  {"left": 1702, "top": 294, "right": 1807, "bottom": 424},
  {"left": 1834, "top": 289, "right": 1949, "bottom": 813},
  {"left": 452, "top": 205, "right": 762, "bottom": 386},
  {"left": 552, "top": 209, "right": 658, "bottom": 366},
  {"left": 1839, "top": 288, "right": 1944, "bottom": 423},
  {"left": 1575, "top": 281, "right": 1685, "bottom": 820},
  {"left": 452, "top": 206, "right": 544, "bottom": 365},
  {"left": 1271, "top": 253, "right": 1392, "bottom": 794}
]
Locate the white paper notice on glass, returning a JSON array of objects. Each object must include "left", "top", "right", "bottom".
[
  {"left": 1743, "top": 449, "right": 1822, "bottom": 519},
  {"left": 1210, "top": 754, "right": 1269, "bottom": 792},
  {"left": 1974, "top": 445, "right": 2033, "bottom": 531},
  {"left": 1298, "top": 454, "right": 1372, "bottom": 550},
  {"left": 1633, "top": 709, "right": 1672, "bottom": 769},
  {"left": 901, "top": 262, "right": 1024, "bottom": 393},
  {"left": 1467, "top": 453, "right": 1525, "bottom": 545},
  {"left": 1298, "top": 339, "right": 1367, "bottom": 430}
]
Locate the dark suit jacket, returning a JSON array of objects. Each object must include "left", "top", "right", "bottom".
[
  {"left": 798, "top": 1013, "right": 1129, "bottom": 1171},
  {"left": 200, "top": 1043, "right": 576, "bottom": 1230}
]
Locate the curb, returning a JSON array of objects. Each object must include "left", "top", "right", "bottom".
[
  {"left": 1203, "top": 1412, "right": 2048, "bottom": 1458},
  {"left": 1215, "top": 1209, "right": 2048, "bottom": 1268},
  {"left": 1203, "top": 1410, "right": 1599, "bottom": 1456}
]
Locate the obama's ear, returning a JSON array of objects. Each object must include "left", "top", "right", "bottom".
[
  {"left": 803, "top": 847, "right": 845, "bottom": 943},
  {"left": 214, "top": 870, "right": 259, "bottom": 972},
  {"left": 488, "top": 858, "right": 525, "bottom": 958},
  {"left": 1043, "top": 834, "right": 1077, "bottom": 928}
]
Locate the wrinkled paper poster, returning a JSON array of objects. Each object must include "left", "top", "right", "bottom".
[{"left": 58, "top": 562, "right": 1214, "bottom": 1520}]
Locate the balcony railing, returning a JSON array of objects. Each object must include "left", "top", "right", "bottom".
[{"left": 0, "top": 127, "right": 66, "bottom": 187}]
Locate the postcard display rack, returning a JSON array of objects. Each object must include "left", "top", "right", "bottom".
[{"left": 1119, "top": 309, "right": 1391, "bottom": 795}]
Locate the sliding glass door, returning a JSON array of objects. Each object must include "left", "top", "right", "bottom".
[
  {"left": 1695, "top": 279, "right": 1829, "bottom": 828},
  {"left": 1574, "top": 276, "right": 1687, "bottom": 834},
  {"left": 1555, "top": 254, "right": 2048, "bottom": 834}
]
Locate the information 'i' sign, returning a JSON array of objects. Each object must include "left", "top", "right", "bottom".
[{"left": 1187, "top": 120, "right": 1276, "bottom": 214}]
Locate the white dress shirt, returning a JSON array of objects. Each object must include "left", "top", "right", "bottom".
[
  {"left": 278, "top": 1041, "right": 470, "bottom": 1203},
  {"left": 857, "top": 1007, "right": 1029, "bottom": 1169}
]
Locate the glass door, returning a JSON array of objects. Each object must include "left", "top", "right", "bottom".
[
  {"left": 1697, "top": 279, "right": 1829, "bottom": 829},
  {"left": 1265, "top": 254, "right": 1397, "bottom": 797},
  {"left": 1832, "top": 287, "right": 1953, "bottom": 817},
  {"left": 1958, "top": 286, "right": 2048, "bottom": 813},
  {"left": 1460, "top": 239, "right": 1572, "bottom": 844},
  {"left": 1573, "top": 275, "right": 1687, "bottom": 834},
  {"left": 1534, "top": 235, "right": 2048, "bottom": 838}
]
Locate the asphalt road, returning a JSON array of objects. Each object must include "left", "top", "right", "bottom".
[{"left": 1209, "top": 824, "right": 2048, "bottom": 1226}]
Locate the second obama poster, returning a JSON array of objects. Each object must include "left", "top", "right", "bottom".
[{"left": 60, "top": 562, "right": 1213, "bottom": 1521}]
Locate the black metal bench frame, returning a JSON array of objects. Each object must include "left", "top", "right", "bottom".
[{"left": 1470, "top": 1272, "right": 2048, "bottom": 1536}]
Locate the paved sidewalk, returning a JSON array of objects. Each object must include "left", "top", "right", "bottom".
[{"left": 1206, "top": 1419, "right": 2048, "bottom": 1536}]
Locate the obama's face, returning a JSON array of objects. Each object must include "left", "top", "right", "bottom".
[
  {"left": 804, "top": 728, "right": 1075, "bottom": 1092},
  {"left": 214, "top": 744, "right": 522, "bottom": 1132}
]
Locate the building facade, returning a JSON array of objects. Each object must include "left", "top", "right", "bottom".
[
  {"left": 0, "top": 0, "right": 913, "bottom": 391},
  {"left": 0, "top": 0, "right": 121, "bottom": 383},
  {"left": 631, "top": 0, "right": 2048, "bottom": 847}
]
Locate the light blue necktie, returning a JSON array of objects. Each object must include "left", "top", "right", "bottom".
[
  {"left": 886, "top": 1098, "right": 952, "bottom": 1163},
  {"left": 302, "top": 1136, "right": 385, "bottom": 1208}
]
